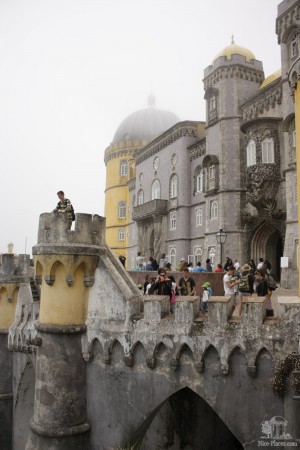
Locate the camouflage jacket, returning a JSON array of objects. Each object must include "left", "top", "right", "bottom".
[{"left": 54, "top": 198, "right": 72, "bottom": 219}]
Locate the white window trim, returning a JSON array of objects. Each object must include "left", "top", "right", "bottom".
[
  {"left": 170, "top": 174, "right": 178, "bottom": 199},
  {"left": 170, "top": 212, "right": 176, "bottom": 231},
  {"left": 169, "top": 247, "right": 176, "bottom": 268},
  {"left": 247, "top": 140, "right": 256, "bottom": 167},
  {"left": 196, "top": 170, "right": 203, "bottom": 193},
  {"left": 209, "top": 165, "right": 215, "bottom": 179},
  {"left": 118, "top": 228, "right": 125, "bottom": 241},
  {"left": 120, "top": 160, "right": 128, "bottom": 177},
  {"left": 137, "top": 189, "right": 144, "bottom": 205},
  {"left": 196, "top": 208, "right": 203, "bottom": 227},
  {"left": 152, "top": 179, "right": 160, "bottom": 200},
  {"left": 262, "top": 138, "right": 274, "bottom": 164},
  {"left": 118, "top": 201, "right": 126, "bottom": 219},
  {"left": 210, "top": 200, "right": 218, "bottom": 220}
]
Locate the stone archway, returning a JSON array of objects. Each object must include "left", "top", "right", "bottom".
[
  {"left": 125, "top": 387, "right": 243, "bottom": 450},
  {"left": 251, "top": 222, "right": 283, "bottom": 280}
]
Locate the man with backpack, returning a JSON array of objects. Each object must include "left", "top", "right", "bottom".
[
  {"left": 238, "top": 264, "right": 255, "bottom": 316},
  {"left": 53, "top": 190, "right": 75, "bottom": 230}
]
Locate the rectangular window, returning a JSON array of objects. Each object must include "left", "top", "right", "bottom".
[
  {"left": 120, "top": 160, "right": 128, "bottom": 176},
  {"left": 210, "top": 97, "right": 216, "bottom": 111},
  {"left": 247, "top": 141, "right": 256, "bottom": 167},
  {"left": 118, "top": 229, "right": 125, "bottom": 241},
  {"left": 293, "top": 130, "right": 296, "bottom": 148},
  {"left": 262, "top": 139, "right": 274, "bottom": 163}
]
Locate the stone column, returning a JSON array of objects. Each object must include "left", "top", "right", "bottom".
[
  {"left": 0, "top": 253, "right": 30, "bottom": 450},
  {"left": 26, "top": 212, "right": 104, "bottom": 450}
]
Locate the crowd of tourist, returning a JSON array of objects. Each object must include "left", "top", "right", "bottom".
[{"left": 133, "top": 252, "right": 277, "bottom": 317}]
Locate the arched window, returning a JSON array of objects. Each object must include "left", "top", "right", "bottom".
[
  {"left": 137, "top": 189, "right": 144, "bottom": 205},
  {"left": 169, "top": 174, "right": 178, "bottom": 198},
  {"left": 210, "top": 200, "right": 218, "bottom": 220},
  {"left": 209, "top": 165, "right": 215, "bottom": 179},
  {"left": 247, "top": 140, "right": 256, "bottom": 166},
  {"left": 152, "top": 179, "right": 160, "bottom": 200},
  {"left": 262, "top": 138, "right": 274, "bottom": 163},
  {"left": 169, "top": 247, "right": 176, "bottom": 269},
  {"left": 120, "top": 160, "right": 128, "bottom": 176},
  {"left": 195, "top": 166, "right": 204, "bottom": 193},
  {"left": 194, "top": 247, "right": 203, "bottom": 264},
  {"left": 208, "top": 247, "right": 216, "bottom": 265},
  {"left": 196, "top": 208, "right": 203, "bottom": 227},
  {"left": 118, "top": 201, "right": 126, "bottom": 219},
  {"left": 197, "top": 169, "right": 203, "bottom": 193},
  {"left": 170, "top": 212, "right": 176, "bottom": 230}
]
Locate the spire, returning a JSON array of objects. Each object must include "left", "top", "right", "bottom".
[
  {"left": 148, "top": 94, "right": 155, "bottom": 108},
  {"left": 231, "top": 35, "right": 235, "bottom": 45}
]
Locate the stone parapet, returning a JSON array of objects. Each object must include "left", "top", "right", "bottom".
[
  {"left": 207, "top": 295, "right": 234, "bottom": 323},
  {"left": 34, "top": 213, "right": 105, "bottom": 252},
  {"left": 0, "top": 253, "right": 31, "bottom": 283},
  {"left": 143, "top": 295, "right": 170, "bottom": 322},
  {"left": 242, "top": 296, "right": 266, "bottom": 325},
  {"left": 175, "top": 296, "right": 200, "bottom": 323}
]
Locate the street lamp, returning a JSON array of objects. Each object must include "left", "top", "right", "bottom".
[{"left": 216, "top": 228, "right": 227, "bottom": 267}]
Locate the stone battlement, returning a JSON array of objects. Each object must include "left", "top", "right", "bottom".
[
  {"left": 0, "top": 254, "right": 31, "bottom": 282},
  {"left": 34, "top": 213, "right": 106, "bottom": 252}
]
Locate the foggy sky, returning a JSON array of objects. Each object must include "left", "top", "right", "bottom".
[{"left": 0, "top": 0, "right": 281, "bottom": 255}]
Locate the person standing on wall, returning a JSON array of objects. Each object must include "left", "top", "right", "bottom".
[{"left": 53, "top": 190, "right": 74, "bottom": 230}]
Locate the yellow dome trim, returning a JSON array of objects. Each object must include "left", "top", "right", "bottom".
[
  {"left": 213, "top": 43, "right": 255, "bottom": 63},
  {"left": 260, "top": 69, "right": 281, "bottom": 89}
]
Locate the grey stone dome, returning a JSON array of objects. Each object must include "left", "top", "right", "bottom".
[{"left": 112, "top": 106, "right": 179, "bottom": 145}]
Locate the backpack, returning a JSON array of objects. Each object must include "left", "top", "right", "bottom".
[
  {"left": 238, "top": 274, "right": 250, "bottom": 293},
  {"left": 266, "top": 274, "right": 278, "bottom": 291},
  {"left": 70, "top": 204, "right": 75, "bottom": 221}
]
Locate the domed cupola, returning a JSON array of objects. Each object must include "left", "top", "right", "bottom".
[
  {"left": 112, "top": 96, "right": 179, "bottom": 145},
  {"left": 213, "top": 37, "right": 255, "bottom": 63}
]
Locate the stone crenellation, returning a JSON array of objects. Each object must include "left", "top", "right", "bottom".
[
  {"left": 35, "top": 213, "right": 106, "bottom": 250},
  {"left": 0, "top": 254, "right": 31, "bottom": 282}
]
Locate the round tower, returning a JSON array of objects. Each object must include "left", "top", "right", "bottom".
[
  {"left": 26, "top": 212, "right": 104, "bottom": 450},
  {"left": 104, "top": 98, "right": 179, "bottom": 265},
  {"left": 202, "top": 39, "right": 265, "bottom": 263}
]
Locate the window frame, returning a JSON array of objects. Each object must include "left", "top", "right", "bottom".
[
  {"left": 247, "top": 140, "right": 256, "bottom": 167},
  {"left": 118, "top": 201, "right": 127, "bottom": 219},
  {"left": 262, "top": 137, "right": 275, "bottom": 164},
  {"left": 118, "top": 228, "right": 125, "bottom": 241},
  {"left": 120, "top": 160, "right": 128, "bottom": 177},
  {"left": 137, "top": 189, "right": 144, "bottom": 206},
  {"left": 196, "top": 169, "right": 203, "bottom": 193},
  {"left": 208, "top": 165, "right": 215, "bottom": 179},
  {"left": 210, "top": 96, "right": 216, "bottom": 111},
  {"left": 170, "top": 174, "right": 178, "bottom": 199},
  {"left": 152, "top": 179, "right": 161, "bottom": 200},
  {"left": 170, "top": 211, "right": 177, "bottom": 231},
  {"left": 196, "top": 208, "right": 203, "bottom": 227},
  {"left": 210, "top": 200, "right": 218, "bottom": 220}
]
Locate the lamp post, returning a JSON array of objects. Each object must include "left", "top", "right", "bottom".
[{"left": 216, "top": 228, "right": 227, "bottom": 267}]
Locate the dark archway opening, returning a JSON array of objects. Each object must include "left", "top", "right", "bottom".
[{"left": 126, "top": 387, "right": 243, "bottom": 450}]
